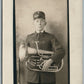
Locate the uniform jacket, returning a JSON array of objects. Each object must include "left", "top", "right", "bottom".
[{"left": 24, "top": 31, "right": 65, "bottom": 83}]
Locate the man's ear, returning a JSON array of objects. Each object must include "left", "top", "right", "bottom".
[{"left": 45, "top": 22, "right": 47, "bottom": 25}]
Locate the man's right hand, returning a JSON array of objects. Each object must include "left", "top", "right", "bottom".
[{"left": 19, "top": 44, "right": 26, "bottom": 61}]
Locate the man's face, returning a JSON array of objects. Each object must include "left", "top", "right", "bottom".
[{"left": 34, "top": 18, "right": 46, "bottom": 32}]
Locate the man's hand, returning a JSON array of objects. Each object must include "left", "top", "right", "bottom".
[
  {"left": 19, "top": 44, "right": 26, "bottom": 61},
  {"left": 42, "top": 59, "right": 53, "bottom": 71}
]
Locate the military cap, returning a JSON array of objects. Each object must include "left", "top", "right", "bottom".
[{"left": 33, "top": 11, "right": 45, "bottom": 20}]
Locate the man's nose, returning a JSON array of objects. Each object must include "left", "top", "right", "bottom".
[{"left": 39, "top": 21, "right": 41, "bottom": 25}]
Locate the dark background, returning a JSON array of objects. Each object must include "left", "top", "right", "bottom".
[{"left": 15, "top": 0, "right": 68, "bottom": 84}]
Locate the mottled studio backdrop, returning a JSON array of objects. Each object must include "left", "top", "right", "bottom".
[{"left": 15, "top": 0, "right": 68, "bottom": 84}]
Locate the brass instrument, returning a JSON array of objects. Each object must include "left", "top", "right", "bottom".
[{"left": 26, "top": 41, "right": 64, "bottom": 72}]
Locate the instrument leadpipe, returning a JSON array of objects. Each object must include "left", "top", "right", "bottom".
[{"left": 27, "top": 47, "right": 54, "bottom": 55}]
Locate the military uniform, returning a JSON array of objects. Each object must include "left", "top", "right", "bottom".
[{"left": 24, "top": 31, "right": 65, "bottom": 84}]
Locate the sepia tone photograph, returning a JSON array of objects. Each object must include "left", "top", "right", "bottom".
[{"left": 15, "top": 0, "right": 69, "bottom": 84}]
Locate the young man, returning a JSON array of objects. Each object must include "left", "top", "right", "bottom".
[{"left": 24, "top": 11, "right": 65, "bottom": 84}]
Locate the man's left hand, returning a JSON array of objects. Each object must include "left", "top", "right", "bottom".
[{"left": 42, "top": 59, "right": 53, "bottom": 71}]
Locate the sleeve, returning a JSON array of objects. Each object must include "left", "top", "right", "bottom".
[
  {"left": 23, "top": 36, "right": 29, "bottom": 62},
  {"left": 51, "top": 36, "right": 65, "bottom": 65}
]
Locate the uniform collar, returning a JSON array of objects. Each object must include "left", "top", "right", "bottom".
[{"left": 35, "top": 30, "right": 45, "bottom": 34}]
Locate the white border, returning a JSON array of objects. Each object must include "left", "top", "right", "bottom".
[
  {"left": 3, "top": 0, "right": 13, "bottom": 84},
  {"left": 2, "top": 0, "right": 82, "bottom": 84},
  {"left": 69, "top": 0, "right": 82, "bottom": 84}
]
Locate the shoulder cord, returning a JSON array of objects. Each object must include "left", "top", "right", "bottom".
[{"left": 35, "top": 41, "right": 39, "bottom": 55}]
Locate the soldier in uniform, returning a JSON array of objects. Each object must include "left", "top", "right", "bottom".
[{"left": 23, "top": 11, "right": 65, "bottom": 84}]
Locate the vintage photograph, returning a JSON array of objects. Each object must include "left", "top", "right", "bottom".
[{"left": 15, "top": 0, "right": 69, "bottom": 84}]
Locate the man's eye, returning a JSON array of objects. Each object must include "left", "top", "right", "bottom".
[
  {"left": 42, "top": 20, "right": 45, "bottom": 22},
  {"left": 36, "top": 21, "right": 39, "bottom": 22}
]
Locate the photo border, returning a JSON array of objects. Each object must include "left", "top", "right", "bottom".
[
  {"left": 13, "top": 0, "right": 70, "bottom": 84},
  {"left": 13, "top": 0, "right": 17, "bottom": 84},
  {"left": 2, "top": 0, "right": 83, "bottom": 84}
]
